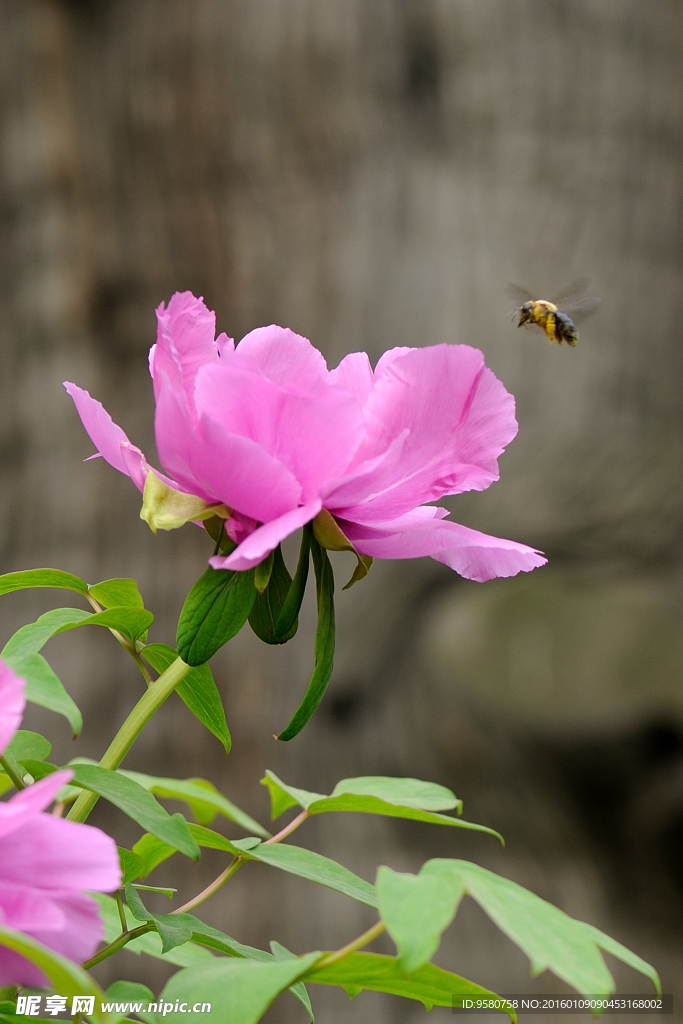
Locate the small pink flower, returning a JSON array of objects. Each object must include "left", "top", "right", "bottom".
[
  {"left": 65, "top": 292, "right": 545, "bottom": 582},
  {"left": 0, "top": 660, "right": 121, "bottom": 986}
]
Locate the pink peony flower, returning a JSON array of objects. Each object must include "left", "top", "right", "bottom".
[
  {"left": 65, "top": 292, "right": 546, "bottom": 582},
  {"left": 0, "top": 659, "right": 121, "bottom": 986}
]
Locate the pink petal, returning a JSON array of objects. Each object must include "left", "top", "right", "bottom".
[
  {"left": 0, "top": 886, "right": 65, "bottom": 932},
  {"left": 0, "top": 771, "right": 74, "bottom": 839},
  {"left": 195, "top": 362, "right": 363, "bottom": 502},
  {"left": 211, "top": 500, "right": 323, "bottom": 571},
  {"left": 342, "top": 512, "right": 547, "bottom": 582},
  {"left": 63, "top": 383, "right": 147, "bottom": 492},
  {"left": 29, "top": 891, "right": 105, "bottom": 964},
  {"left": 235, "top": 325, "right": 329, "bottom": 387},
  {"left": 151, "top": 292, "right": 221, "bottom": 413},
  {"left": 0, "top": 815, "right": 120, "bottom": 891},
  {"left": 0, "top": 660, "right": 25, "bottom": 757},
  {"left": 191, "top": 415, "right": 303, "bottom": 522},
  {"left": 338, "top": 345, "right": 518, "bottom": 521},
  {"left": 153, "top": 375, "right": 218, "bottom": 502},
  {"left": 329, "top": 351, "right": 375, "bottom": 405},
  {"left": 0, "top": 892, "right": 106, "bottom": 984}
]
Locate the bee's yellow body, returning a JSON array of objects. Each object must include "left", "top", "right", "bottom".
[{"left": 517, "top": 300, "right": 578, "bottom": 346}]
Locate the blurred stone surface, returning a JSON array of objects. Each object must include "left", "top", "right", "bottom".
[{"left": 1, "top": 0, "right": 682, "bottom": 1018}]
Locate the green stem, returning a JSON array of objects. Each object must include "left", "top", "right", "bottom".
[
  {"left": 66, "top": 656, "right": 192, "bottom": 823},
  {"left": 0, "top": 756, "right": 25, "bottom": 791},
  {"left": 115, "top": 891, "right": 128, "bottom": 933},
  {"left": 81, "top": 923, "right": 153, "bottom": 970},
  {"left": 315, "top": 920, "right": 386, "bottom": 969}
]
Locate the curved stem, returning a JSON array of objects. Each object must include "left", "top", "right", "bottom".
[
  {"left": 172, "top": 807, "right": 311, "bottom": 916},
  {"left": 172, "top": 857, "right": 243, "bottom": 915},
  {"left": 263, "top": 808, "right": 309, "bottom": 844},
  {"left": 81, "top": 923, "right": 153, "bottom": 970},
  {"left": 314, "top": 920, "right": 386, "bottom": 969},
  {"left": 66, "top": 656, "right": 192, "bottom": 823}
]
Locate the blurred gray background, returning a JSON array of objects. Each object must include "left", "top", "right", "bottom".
[{"left": 1, "top": 1, "right": 683, "bottom": 1020}]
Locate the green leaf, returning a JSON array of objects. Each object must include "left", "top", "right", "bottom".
[
  {"left": 0, "top": 926, "right": 107, "bottom": 1024},
  {"left": 305, "top": 952, "right": 515, "bottom": 1017},
  {"left": 277, "top": 539, "right": 335, "bottom": 740},
  {"left": 141, "top": 644, "right": 231, "bottom": 755},
  {"left": 157, "top": 953, "right": 321, "bottom": 1024},
  {"left": 119, "top": 769, "right": 270, "bottom": 838},
  {"left": 18, "top": 760, "right": 58, "bottom": 780},
  {"left": 89, "top": 578, "right": 145, "bottom": 609},
  {"left": 230, "top": 839, "right": 377, "bottom": 908},
  {"left": 4, "top": 730, "right": 51, "bottom": 763},
  {"left": 578, "top": 922, "right": 662, "bottom": 996},
  {"left": 377, "top": 866, "right": 462, "bottom": 973},
  {"left": 253, "top": 550, "right": 275, "bottom": 594},
  {"left": 132, "top": 833, "right": 177, "bottom": 879},
  {"left": 125, "top": 884, "right": 193, "bottom": 954},
  {"left": 249, "top": 547, "right": 298, "bottom": 645},
  {"left": 273, "top": 523, "right": 311, "bottom": 637},
  {"left": 5, "top": 653, "right": 83, "bottom": 737},
  {"left": 377, "top": 860, "right": 660, "bottom": 996},
  {"left": 0, "top": 569, "right": 88, "bottom": 597},
  {"left": 68, "top": 764, "right": 200, "bottom": 860},
  {"left": 270, "top": 942, "right": 314, "bottom": 1023},
  {"left": 1, "top": 606, "right": 154, "bottom": 659},
  {"left": 260, "top": 771, "right": 501, "bottom": 839},
  {"left": 95, "top": 895, "right": 214, "bottom": 969},
  {"left": 103, "top": 981, "right": 155, "bottom": 1024},
  {"left": 119, "top": 848, "right": 146, "bottom": 884},
  {"left": 177, "top": 567, "right": 256, "bottom": 667}
]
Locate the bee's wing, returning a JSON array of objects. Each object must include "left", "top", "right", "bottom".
[
  {"left": 551, "top": 279, "right": 591, "bottom": 307},
  {"left": 504, "top": 283, "right": 535, "bottom": 305},
  {"left": 560, "top": 295, "right": 601, "bottom": 320}
]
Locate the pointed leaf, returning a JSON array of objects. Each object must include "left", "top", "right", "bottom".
[
  {"left": 377, "top": 866, "right": 463, "bottom": 973},
  {"left": 0, "top": 927, "right": 107, "bottom": 1024},
  {"left": 230, "top": 838, "right": 377, "bottom": 908},
  {"left": 141, "top": 644, "right": 231, "bottom": 754},
  {"left": 249, "top": 547, "right": 298, "bottom": 644},
  {"left": 0, "top": 569, "right": 88, "bottom": 597},
  {"left": 131, "top": 834, "right": 176, "bottom": 879},
  {"left": 103, "top": 981, "right": 155, "bottom": 1024},
  {"left": 177, "top": 567, "right": 256, "bottom": 666},
  {"left": 260, "top": 771, "right": 500, "bottom": 839},
  {"left": 157, "top": 953, "right": 321, "bottom": 1024},
  {"left": 305, "top": 952, "right": 514, "bottom": 1017},
  {"left": 68, "top": 764, "right": 200, "bottom": 859},
  {"left": 125, "top": 884, "right": 193, "bottom": 954},
  {"left": 89, "top": 578, "right": 145, "bottom": 609},
  {"left": 277, "top": 539, "right": 335, "bottom": 740},
  {"left": 5, "top": 653, "right": 82, "bottom": 736},
  {"left": 118, "top": 769, "right": 270, "bottom": 838},
  {"left": 273, "top": 523, "right": 311, "bottom": 637},
  {"left": 377, "top": 859, "right": 659, "bottom": 997},
  {"left": 270, "top": 942, "right": 314, "bottom": 1023},
  {"left": 2, "top": 606, "right": 154, "bottom": 659},
  {"left": 119, "top": 847, "right": 146, "bottom": 884},
  {"left": 579, "top": 922, "right": 661, "bottom": 995}
]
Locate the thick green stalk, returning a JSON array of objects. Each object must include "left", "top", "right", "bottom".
[{"left": 66, "top": 656, "right": 192, "bottom": 823}]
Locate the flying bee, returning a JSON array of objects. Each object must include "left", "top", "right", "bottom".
[{"left": 505, "top": 280, "right": 601, "bottom": 346}]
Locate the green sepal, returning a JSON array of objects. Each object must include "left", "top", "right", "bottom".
[
  {"left": 249, "top": 546, "right": 298, "bottom": 645},
  {"left": 277, "top": 538, "right": 335, "bottom": 740},
  {"left": 312, "top": 509, "right": 373, "bottom": 589},
  {"left": 176, "top": 567, "right": 256, "bottom": 666},
  {"left": 273, "top": 523, "right": 311, "bottom": 637}
]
